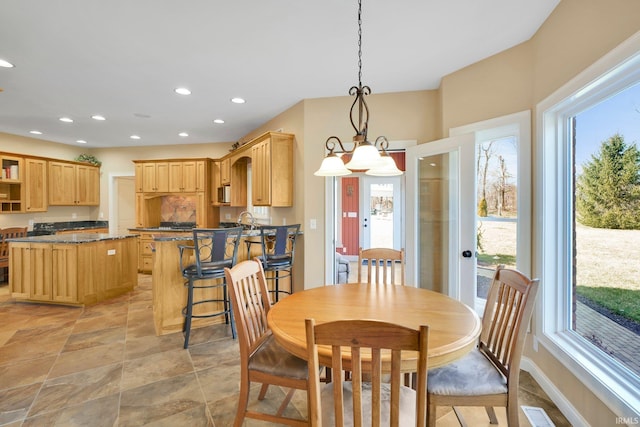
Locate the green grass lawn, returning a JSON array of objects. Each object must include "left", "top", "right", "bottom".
[
  {"left": 477, "top": 253, "right": 516, "bottom": 267},
  {"left": 576, "top": 286, "right": 640, "bottom": 324}
]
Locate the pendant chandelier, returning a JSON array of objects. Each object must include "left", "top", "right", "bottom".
[{"left": 314, "top": 0, "right": 403, "bottom": 177}]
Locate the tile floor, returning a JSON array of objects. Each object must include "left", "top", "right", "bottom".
[{"left": 0, "top": 275, "right": 571, "bottom": 426}]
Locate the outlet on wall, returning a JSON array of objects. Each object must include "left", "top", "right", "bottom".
[
  {"left": 71, "top": 213, "right": 77, "bottom": 219},
  {"left": 225, "top": 213, "right": 231, "bottom": 220}
]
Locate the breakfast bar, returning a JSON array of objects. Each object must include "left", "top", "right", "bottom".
[
  {"left": 8, "top": 233, "right": 138, "bottom": 306},
  {"left": 150, "top": 229, "right": 266, "bottom": 336}
]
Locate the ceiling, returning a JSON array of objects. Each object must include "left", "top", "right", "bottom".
[{"left": 0, "top": 0, "right": 559, "bottom": 149}]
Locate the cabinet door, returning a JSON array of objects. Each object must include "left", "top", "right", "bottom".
[
  {"left": 29, "top": 243, "right": 53, "bottom": 301},
  {"left": 142, "top": 163, "right": 157, "bottom": 192},
  {"left": 211, "top": 160, "right": 221, "bottom": 206},
  {"left": 52, "top": 244, "right": 78, "bottom": 303},
  {"left": 25, "top": 158, "right": 47, "bottom": 212},
  {"left": 134, "top": 163, "right": 143, "bottom": 192},
  {"left": 252, "top": 140, "right": 271, "bottom": 206},
  {"left": 135, "top": 193, "right": 145, "bottom": 227},
  {"left": 9, "top": 242, "right": 30, "bottom": 298},
  {"left": 155, "top": 162, "right": 169, "bottom": 192},
  {"left": 220, "top": 158, "right": 230, "bottom": 185},
  {"left": 195, "top": 160, "right": 207, "bottom": 192},
  {"left": 48, "top": 161, "right": 76, "bottom": 205},
  {"left": 181, "top": 161, "right": 198, "bottom": 192},
  {"left": 168, "top": 162, "right": 184, "bottom": 192},
  {"left": 76, "top": 164, "right": 99, "bottom": 205}
]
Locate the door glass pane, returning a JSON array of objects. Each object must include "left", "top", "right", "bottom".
[
  {"left": 418, "top": 152, "right": 457, "bottom": 293},
  {"left": 369, "top": 183, "right": 394, "bottom": 248},
  {"left": 475, "top": 137, "right": 518, "bottom": 309}
]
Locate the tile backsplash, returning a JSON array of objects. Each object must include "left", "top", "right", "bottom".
[{"left": 161, "top": 195, "right": 196, "bottom": 222}]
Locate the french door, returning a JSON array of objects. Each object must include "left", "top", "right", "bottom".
[
  {"left": 405, "top": 134, "right": 476, "bottom": 306},
  {"left": 406, "top": 111, "right": 531, "bottom": 310}
]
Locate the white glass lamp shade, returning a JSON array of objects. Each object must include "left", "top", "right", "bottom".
[
  {"left": 314, "top": 154, "right": 352, "bottom": 176},
  {"left": 365, "top": 153, "right": 403, "bottom": 176},
  {"left": 344, "top": 142, "right": 382, "bottom": 170}
]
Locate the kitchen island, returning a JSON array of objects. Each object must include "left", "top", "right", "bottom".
[{"left": 8, "top": 233, "right": 138, "bottom": 306}]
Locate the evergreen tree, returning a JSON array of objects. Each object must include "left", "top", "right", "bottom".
[{"left": 576, "top": 133, "right": 640, "bottom": 229}]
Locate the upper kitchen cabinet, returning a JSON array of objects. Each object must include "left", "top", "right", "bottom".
[
  {"left": 220, "top": 158, "right": 230, "bottom": 185},
  {"left": 24, "top": 157, "right": 47, "bottom": 212},
  {"left": 0, "top": 153, "right": 24, "bottom": 213},
  {"left": 142, "top": 162, "right": 169, "bottom": 193},
  {"left": 49, "top": 161, "right": 100, "bottom": 206},
  {"left": 169, "top": 160, "right": 208, "bottom": 193},
  {"left": 250, "top": 132, "right": 293, "bottom": 207}
]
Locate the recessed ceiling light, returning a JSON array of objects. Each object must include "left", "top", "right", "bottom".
[
  {"left": 178, "top": 132, "right": 189, "bottom": 137},
  {"left": 0, "top": 59, "right": 14, "bottom": 68},
  {"left": 175, "top": 87, "right": 191, "bottom": 95},
  {"left": 29, "top": 130, "right": 42, "bottom": 135},
  {"left": 130, "top": 135, "right": 141, "bottom": 140},
  {"left": 231, "top": 97, "right": 245, "bottom": 104},
  {"left": 59, "top": 117, "right": 73, "bottom": 123},
  {"left": 91, "top": 115, "right": 106, "bottom": 121},
  {"left": 213, "top": 119, "right": 225, "bottom": 124},
  {"left": 76, "top": 139, "right": 87, "bottom": 144}
]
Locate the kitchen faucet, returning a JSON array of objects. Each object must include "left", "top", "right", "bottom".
[{"left": 237, "top": 211, "right": 256, "bottom": 229}]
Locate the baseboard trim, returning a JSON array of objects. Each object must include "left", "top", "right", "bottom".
[{"left": 521, "top": 357, "right": 591, "bottom": 427}]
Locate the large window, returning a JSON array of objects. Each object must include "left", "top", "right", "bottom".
[{"left": 538, "top": 34, "right": 640, "bottom": 417}]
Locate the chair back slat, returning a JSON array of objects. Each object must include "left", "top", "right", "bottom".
[
  {"left": 357, "top": 247, "right": 405, "bottom": 285},
  {"left": 0, "top": 227, "right": 28, "bottom": 268},
  {"left": 306, "top": 318, "right": 428, "bottom": 427},
  {"left": 225, "top": 260, "right": 273, "bottom": 359},
  {"left": 480, "top": 265, "right": 540, "bottom": 381}
]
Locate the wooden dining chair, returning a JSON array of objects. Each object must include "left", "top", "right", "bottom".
[
  {"left": 357, "top": 247, "right": 405, "bottom": 285},
  {"left": 225, "top": 259, "right": 309, "bottom": 427},
  {"left": 306, "top": 318, "right": 429, "bottom": 427},
  {"left": 426, "top": 265, "right": 540, "bottom": 427}
]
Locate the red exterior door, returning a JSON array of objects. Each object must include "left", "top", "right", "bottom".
[{"left": 340, "top": 177, "right": 360, "bottom": 256}]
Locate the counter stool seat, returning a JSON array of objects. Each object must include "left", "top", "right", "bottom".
[{"left": 179, "top": 227, "right": 243, "bottom": 349}]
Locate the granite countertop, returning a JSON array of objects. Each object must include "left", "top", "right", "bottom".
[
  {"left": 28, "top": 220, "right": 109, "bottom": 236},
  {"left": 8, "top": 233, "right": 137, "bottom": 244},
  {"left": 152, "top": 229, "right": 263, "bottom": 241}
]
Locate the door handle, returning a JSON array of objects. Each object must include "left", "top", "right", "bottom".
[{"left": 462, "top": 250, "right": 473, "bottom": 258}]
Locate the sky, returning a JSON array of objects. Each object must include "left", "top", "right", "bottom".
[{"left": 575, "top": 82, "right": 640, "bottom": 167}]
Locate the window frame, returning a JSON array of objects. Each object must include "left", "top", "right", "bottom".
[{"left": 536, "top": 32, "right": 640, "bottom": 417}]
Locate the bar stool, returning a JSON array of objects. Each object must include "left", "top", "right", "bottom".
[
  {"left": 178, "top": 227, "right": 243, "bottom": 348},
  {"left": 258, "top": 224, "right": 300, "bottom": 302}
]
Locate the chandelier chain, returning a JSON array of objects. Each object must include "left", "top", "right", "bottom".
[{"left": 357, "top": 0, "right": 362, "bottom": 87}]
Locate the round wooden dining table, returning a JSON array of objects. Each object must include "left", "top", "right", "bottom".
[{"left": 267, "top": 283, "right": 482, "bottom": 371}]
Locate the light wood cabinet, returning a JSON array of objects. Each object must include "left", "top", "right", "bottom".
[
  {"left": 142, "top": 162, "right": 169, "bottom": 193},
  {"left": 48, "top": 161, "right": 100, "bottom": 206},
  {"left": 169, "top": 160, "right": 208, "bottom": 192},
  {"left": 9, "top": 242, "right": 78, "bottom": 303},
  {"left": 220, "top": 158, "right": 230, "bottom": 185},
  {"left": 250, "top": 132, "right": 294, "bottom": 206},
  {"left": 135, "top": 163, "right": 143, "bottom": 192},
  {"left": 24, "top": 158, "right": 47, "bottom": 212},
  {"left": 137, "top": 232, "right": 155, "bottom": 273},
  {"left": 9, "top": 237, "right": 137, "bottom": 306},
  {"left": 211, "top": 160, "right": 222, "bottom": 206},
  {"left": 0, "top": 154, "right": 24, "bottom": 213},
  {"left": 133, "top": 159, "right": 215, "bottom": 228},
  {"left": 230, "top": 158, "right": 248, "bottom": 207}
]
